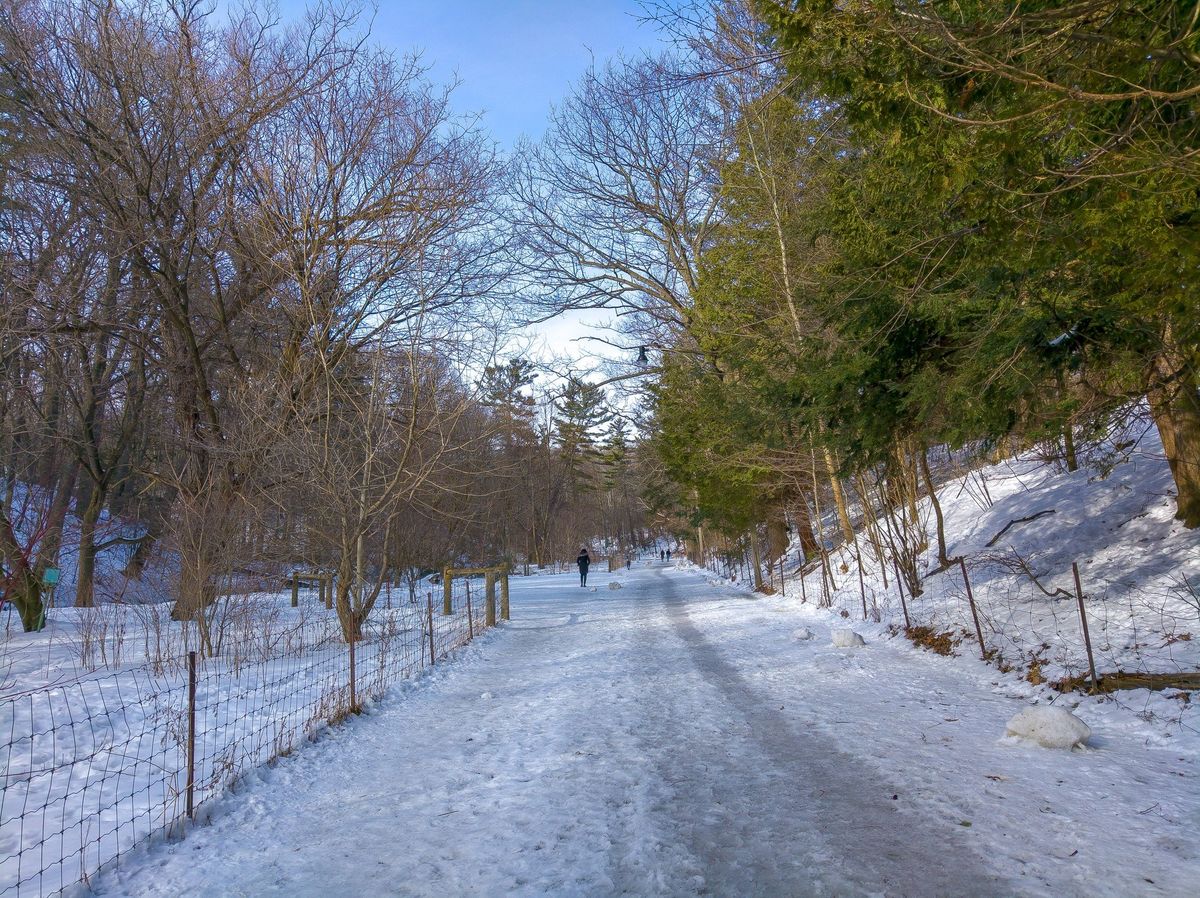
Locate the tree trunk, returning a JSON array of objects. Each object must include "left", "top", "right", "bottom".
[
  {"left": 749, "top": 527, "right": 764, "bottom": 592},
  {"left": 822, "top": 446, "right": 855, "bottom": 544},
  {"left": 75, "top": 488, "right": 105, "bottom": 607},
  {"left": 918, "top": 446, "right": 951, "bottom": 570},
  {"left": 789, "top": 495, "right": 820, "bottom": 562},
  {"left": 854, "top": 472, "right": 888, "bottom": 579},
  {"left": 0, "top": 515, "right": 45, "bottom": 631},
  {"left": 766, "top": 508, "right": 789, "bottom": 568},
  {"left": 1148, "top": 336, "right": 1200, "bottom": 528},
  {"left": 122, "top": 531, "right": 157, "bottom": 580}
]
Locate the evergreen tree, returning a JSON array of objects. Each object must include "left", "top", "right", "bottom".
[{"left": 553, "top": 377, "right": 613, "bottom": 497}]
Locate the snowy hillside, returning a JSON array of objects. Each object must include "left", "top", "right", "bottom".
[{"left": 723, "top": 417, "right": 1200, "bottom": 737}]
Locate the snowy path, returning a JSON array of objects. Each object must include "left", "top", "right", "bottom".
[{"left": 93, "top": 565, "right": 1199, "bottom": 897}]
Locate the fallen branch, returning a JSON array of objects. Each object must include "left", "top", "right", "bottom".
[
  {"left": 1055, "top": 671, "right": 1200, "bottom": 694},
  {"left": 985, "top": 509, "right": 1056, "bottom": 547}
]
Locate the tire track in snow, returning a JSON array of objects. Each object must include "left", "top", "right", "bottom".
[{"left": 643, "top": 568, "right": 1014, "bottom": 896}]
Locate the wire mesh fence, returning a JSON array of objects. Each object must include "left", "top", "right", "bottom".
[
  {"left": 700, "top": 538, "right": 1200, "bottom": 693},
  {"left": 0, "top": 574, "right": 495, "bottom": 897}
]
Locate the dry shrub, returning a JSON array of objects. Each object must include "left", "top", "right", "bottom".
[{"left": 907, "top": 625, "right": 956, "bottom": 655}]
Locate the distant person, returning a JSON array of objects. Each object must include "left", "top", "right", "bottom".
[
  {"left": 666, "top": 549, "right": 671, "bottom": 561},
  {"left": 660, "top": 549, "right": 665, "bottom": 561},
  {"left": 576, "top": 547, "right": 591, "bottom": 587}
]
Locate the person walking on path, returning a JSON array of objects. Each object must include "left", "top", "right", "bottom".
[
  {"left": 576, "top": 548, "right": 591, "bottom": 587},
  {"left": 660, "top": 549, "right": 665, "bottom": 561},
  {"left": 666, "top": 549, "right": 671, "bottom": 562}
]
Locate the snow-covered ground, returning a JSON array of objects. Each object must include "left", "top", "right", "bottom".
[
  {"left": 724, "top": 420, "right": 1200, "bottom": 697},
  {"left": 89, "top": 563, "right": 1200, "bottom": 897}
]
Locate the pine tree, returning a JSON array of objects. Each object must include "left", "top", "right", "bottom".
[{"left": 553, "top": 377, "right": 613, "bottom": 497}]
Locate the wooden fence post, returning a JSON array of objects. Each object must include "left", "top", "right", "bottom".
[
  {"left": 291, "top": 571, "right": 299, "bottom": 608},
  {"left": 324, "top": 573, "right": 333, "bottom": 610},
  {"left": 443, "top": 569, "right": 452, "bottom": 616},
  {"left": 500, "top": 567, "right": 510, "bottom": 621},
  {"left": 1072, "top": 562, "right": 1099, "bottom": 692},
  {"left": 485, "top": 569, "right": 497, "bottom": 627}
]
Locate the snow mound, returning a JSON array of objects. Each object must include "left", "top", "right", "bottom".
[
  {"left": 831, "top": 629, "right": 865, "bottom": 648},
  {"left": 792, "top": 627, "right": 815, "bottom": 641},
  {"left": 1005, "top": 706, "right": 1091, "bottom": 749},
  {"left": 607, "top": 581, "right": 623, "bottom": 590}
]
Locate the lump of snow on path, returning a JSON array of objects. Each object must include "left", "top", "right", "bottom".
[
  {"left": 1004, "top": 706, "right": 1091, "bottom": 749},
  {"left": 792, "top": 627, "right": 815, "bottom": 641},
  {"left": 831, "top": 629, "right": 865, "bottom": 648},
  {"left": 608, "top": 581, "right": 623, "bottom": 590}
]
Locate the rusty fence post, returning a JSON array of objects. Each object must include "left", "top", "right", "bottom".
[
  {"left": 1072, "top": 562, "right": 1099, "bottom": 692},
  {"left": 466, "top": 581, "right": 474, "bottom": 640},
  {"left": 958, "top": 558, "right": 987, "bottom": 660},
  {"left": 349, "top": 633, "right": 357, "bottom": 712},
  {"left": 426, "top": 594, "right": 437, "bottom": 665},
  {"left": 856, "top": 548, "right": 868, "bottom": 620},
  {"left": 892, "top": 559, "right": 911, "bottom": 630},
  {"left": 186, "top": 650, "right": 197, "bottom": 820}
]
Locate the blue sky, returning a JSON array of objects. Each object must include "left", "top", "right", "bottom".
[{"left": 276, "top": 1, "right": 661, "bottom": 148}]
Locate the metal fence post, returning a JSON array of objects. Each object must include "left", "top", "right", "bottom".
[
  {"left": 466, "top": 582, "right": 474, "bottom": 640},
  {"left": 1072, "top": 562, "right": 1099, "bottom": 691},
  {"left": 893, "top": 559, "right": 911, "bottom": 630},
  {"left": 958, "top": 558, "right": 987, "bottom": 660},
  {"left": 856, "top": 549, "right": 868, "bottom": 620},
  {"left": 426, "top": 595, "right": 437, "bottom": 665},
  {"left": 348, "top": 633, "right": 357, "bottom": 712},
  {"left": 186, "top": 650, "right": 197, "bottom": 820}
]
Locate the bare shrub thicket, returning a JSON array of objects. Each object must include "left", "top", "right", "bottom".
[{"left": 0, "top": 0, "right": 610, "bottom": 645}]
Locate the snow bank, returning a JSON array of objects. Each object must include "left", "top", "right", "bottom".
[
  {"left": 791, "top": 627, "right": 815, "bottom": 641},
  {"left": 1004, "top": 705, "right": 1092, "bottom": 749},
  {"left": 831, "top": 629, "right": 865, "bottom": 648}
]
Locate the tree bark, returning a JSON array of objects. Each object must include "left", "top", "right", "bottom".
[
  {"left": 74, "top": 488, "right": 105, "bottom": 607},
  {"left": 1147, "top": 335, "right": 1200, "bottom": 528},
  {"left": 749, "top": 527, "right": 764, "bottom": 591},
  {"left": 918, "top": 446, "right": 951, "bottom": 570},
  {"left": 822, "top": 446, "right": 855, "bottom": 544},
  {"left": 789, "top": 495, "right": 820, "bottom": 562}
]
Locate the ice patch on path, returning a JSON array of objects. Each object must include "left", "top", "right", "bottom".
[
  {"left": 831, "top": 629, "right": 865, "bottom": 648},
  {"left": 792, "top": 627, "right": 815, "bottom": 641},
  {"left": 1004, "top": 705, "right": 1091, "bottom": 749}
]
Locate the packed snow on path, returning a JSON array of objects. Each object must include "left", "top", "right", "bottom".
[{"left": 92, "top": 563, "right": 1200, "bottom": 897}]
